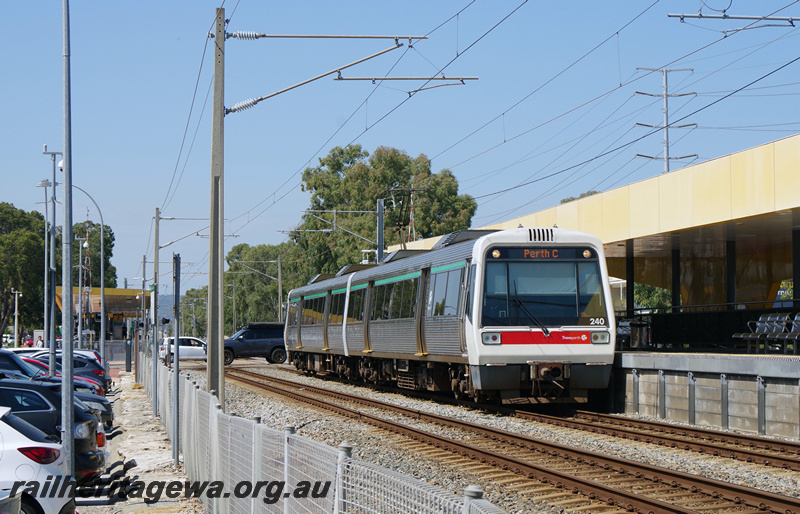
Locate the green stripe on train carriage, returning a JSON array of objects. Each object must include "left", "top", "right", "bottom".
[
  {"left": 330, "top": 283, "right": 370, "bottom": 295},
  {"left": 304, "top": 292, "right": 327, "bottom": 300},
  {"left": 431, "top": 260, "right": 467, "bottom": 274},
  {"left": 374, "top": 271, "right": 421, "bottom": 286}
]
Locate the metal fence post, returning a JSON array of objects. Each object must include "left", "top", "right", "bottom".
[
  {"left": 463, "top": 485, "right": 483, "bottom": 514},
  {"left": 334, "top": 442, "right": 353, "bottom": 514},
  {"left": 284, "top": 426, "right": 296, "bottom": 514},
  {"left": 252, "top": 417, "right": 263, "bottom": 513}
]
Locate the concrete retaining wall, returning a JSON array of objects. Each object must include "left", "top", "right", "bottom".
[{"left": 616, "top": 353, "right": 800, "bottom": 439}]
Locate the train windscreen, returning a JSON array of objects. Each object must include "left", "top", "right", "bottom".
[{"left": 481, "top": 248, "right": 607, "bottom": 328}]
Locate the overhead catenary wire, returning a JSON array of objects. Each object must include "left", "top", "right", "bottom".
[{"left": 472, "top": 54, "right": 800, "bottom": 202}]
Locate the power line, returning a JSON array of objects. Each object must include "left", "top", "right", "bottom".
[{"left": 472, "top": 54, "right": 800, "bottom": 201}]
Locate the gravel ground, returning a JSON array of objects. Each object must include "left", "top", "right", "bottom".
[{"left": 184, "top": 363, "right": 800, "bottom": 512}]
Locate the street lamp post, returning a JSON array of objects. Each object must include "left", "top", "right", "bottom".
[
  {"left": 43, "top": 145, "right": 61, "bottom": 376},
  {"left": 36, "top": 179, "right": 52, "bottom": 352},
  {"left": 72, "top": 185, "right": 106, "bottom": 367},
  {"left": 11, "top": 289, "right": 22, "bottom": 347},
  {"left": 76, "top": 237, "right": 86, "bottom": 349}
]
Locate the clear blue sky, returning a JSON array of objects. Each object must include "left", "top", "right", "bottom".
[{"left": 3, "top": 1, "right": 799, "bottom": 295}]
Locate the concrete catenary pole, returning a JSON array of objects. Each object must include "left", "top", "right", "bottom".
[
  {"left": 207, "top": 7, "right": 226, "bottom": 408},
  {"left": 152, "top": 208, "right": 159, "bottom": 416}
]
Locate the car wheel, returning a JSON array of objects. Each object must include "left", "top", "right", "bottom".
[
  {"left": 269, "top": 347, "right": 287, "bottom": 364},
  {"left": 223, "top": 349, "right": 234, "bottom": 366}
]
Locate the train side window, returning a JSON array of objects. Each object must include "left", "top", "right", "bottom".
[
  {"left": 404, "top": 278, "right": 418, "bottom": 318},
  {"left": 428, "top": 272, "right": 447, "bottom": 316},
  {"left": 465, "top": 264, "right": 475, "bottom": 321},
  {"left": 371, "top": 285, "right": 386, "bottom": 321},
  {"left": 288, "top": 302, "right": 299, "bottom": 327},
  {"left": 348, "top": 288, "right": 365, "bottom": 322},
  {"left": 389, "top": 281, "right": 404, "bottom": 319},
  {"left": 443, "top": 268, "right": 463, "bottom": 316}
]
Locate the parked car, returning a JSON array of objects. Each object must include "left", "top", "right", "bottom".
[
  {"left": 0, "top": 406, "right": 76, "bottom": 514},
  {"left": 0, "top": 350, "right": 102, "bottom": 397},
  {"left": 223, "top": 322, "right": 286, "bottom": 365},
  {"left": 29, "top": 351, "right": 110, "bottom": 391},
  {"left": 16, "top": 378, "right": 114, "bottom": 430},
  {"left": 22, "top": 357, "right": 105, "bottom": 396},
  {"left": 158, "top": 336, "right": 207, "bottom": 364},
  {"left": 0, "top": 379, "right": 105, "bottom": 484}
]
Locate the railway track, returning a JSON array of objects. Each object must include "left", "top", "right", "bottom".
[
  {"left": 272, "top": 363, "right": 800, "bottom": 474},
  {"left": 225, "top": 367, "right": 800, "bottom": 513},
  {"left": 510, "top": 409, "right": 800, "bottom": 472}
]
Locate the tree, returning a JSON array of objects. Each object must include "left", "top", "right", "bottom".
[
  {"left": 0, "top": 203, "right": 45, "bottom": 339},
  {"left": 71, "top": 220, "right": 117, "bottom": 288},
  {"left": 633, "top": 283, "right": 672, "bottom": 313},
  {"left": 295, "top": 145, "right": 477, "bottom": 276},
  {"left": 560, "top": 190, "right": 600, "bottom": 204},
  {"left": 223, "top": 242, "right": 306, "bottom": 334},
  {"left": 180, "top": 286, "right": 208, "bottom": 338}
]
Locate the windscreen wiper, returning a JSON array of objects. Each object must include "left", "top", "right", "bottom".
[{"left": 513, "top": 282, "right": 550, "bottom": 337}]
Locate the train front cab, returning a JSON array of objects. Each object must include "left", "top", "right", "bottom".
[{"left": 461, "top": 231, "right": 616, "bottom": 403}]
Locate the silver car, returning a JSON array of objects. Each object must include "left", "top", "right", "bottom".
[{"left": 159, "top": 337, "right": 207, "bottom": 363}]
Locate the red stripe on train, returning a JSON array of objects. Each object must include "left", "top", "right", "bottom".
[{"left": 501, "top": 331, "right": 591, "bottom": 344}]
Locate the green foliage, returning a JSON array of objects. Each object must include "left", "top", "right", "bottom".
[
  {"left": 295, "top": 145, "right": 476, "bottom": 277},
  {"left": 71, "top": 220, "right": 117, "bottom": 288},
  {"left": 182, "top": 145, "right": 477, "bottom": 338},
  {"left": 633, "top": 282, "right": 672, "bottom": 313},
  {"left": 0, "top": 203, "right": 45, "bottom": 338},
  {"left": 777, "top": 279, "right": 793, "bottom": 301},
  {"left": 180, "top": 286, "right": 208, "bottom": 338},
  {"left": 560, "top": 190, "right": 600, "bottom": 204}
]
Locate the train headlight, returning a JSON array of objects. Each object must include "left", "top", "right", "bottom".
[
  {"left": 591, "top": 332, "right": 610, "bottom": 344},
  {"left": 482, "top": 332, "right": 502, "bottom": 345},
  {"left": 583, "top": 250, "right": 592, "bottom": 258}
]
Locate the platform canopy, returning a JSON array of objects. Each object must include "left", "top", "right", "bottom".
[
  {"left": 55, "top": 287, "right": 150, "bottom": 317},
  {"left": 394, "top": 133, "right": 800, "bottom": 310}
]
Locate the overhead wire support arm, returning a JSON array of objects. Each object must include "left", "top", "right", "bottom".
[
  {"left": 226, "top": 33, "right": 428, "bottom": 42},
  {"left": 307, "top": 213, "right": 377, "bottom": 245},
  {"left": 667, "top": 13, "right": 799, "bottom": 25},
  {"left": 226, "top": 43, "right": 405, "bottom": 115},
  {"left": 334, "top": 76, "right": 479, "bottom": 81}
]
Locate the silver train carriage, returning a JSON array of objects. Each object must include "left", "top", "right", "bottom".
[{"left": 285, "top": 227, "right": 615, "bottom": 402}]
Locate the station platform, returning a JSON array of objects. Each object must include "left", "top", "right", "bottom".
[{"left": 614, "top": 351, "right": 800, "bottom": 440}]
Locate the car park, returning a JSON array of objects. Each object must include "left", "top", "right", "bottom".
[
  {"left": 0, "top": 407, "right": 76, "bottom": 514},
  {"left": 223, "top": 322, "right": 286, "bottom": 365},
  {"left": 158, "top": 336, "right": 207, "bottom": 364},
  {"left": 0, "top": 380, "right": 105, "bottom": 484}
]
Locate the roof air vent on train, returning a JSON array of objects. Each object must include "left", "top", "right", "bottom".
[{"left": 528, "top": 228, "right": 554, "bottom": 242}]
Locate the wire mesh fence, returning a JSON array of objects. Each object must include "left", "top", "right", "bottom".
[{"left": 136, "top": 350, "right": 505, "bottom": 513}]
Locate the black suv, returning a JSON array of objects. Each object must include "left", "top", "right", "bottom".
[{"left": 223, "top": 322, "right": 286, "bottom": 365}]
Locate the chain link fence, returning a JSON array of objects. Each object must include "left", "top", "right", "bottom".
[{"left": 137, "top": 350, "right": 506, "bottom": 513}]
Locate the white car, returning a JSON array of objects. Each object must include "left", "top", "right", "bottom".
[
  {"left": 0, "top": 406, "right": 76, "bottom": 514},
  {"left": 159, "top": 337, "right": 207, "bottom": 363}
]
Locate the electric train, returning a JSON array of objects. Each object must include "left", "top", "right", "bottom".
[{"left": 285, "top": 227, "right": 615, "bottom": 403}]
